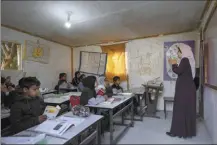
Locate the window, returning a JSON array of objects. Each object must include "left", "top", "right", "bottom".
[
  {"left": 1, "top": 41, "right": 22, "bottom": 70},
  {"left": 101, "top": 43, "right": 127, "bottom": 82}
]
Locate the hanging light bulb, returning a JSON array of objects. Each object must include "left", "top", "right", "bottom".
[
  {"left": 65, "top": 21, "right": 71, "bottom": 28},
  {"left": 64, "top": 11, "right": 72, "bottom": 28}
]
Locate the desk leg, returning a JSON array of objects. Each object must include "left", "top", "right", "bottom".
[
  {"left": 131, "top": 99, "right": 134, "bottom": 127},
  {"left": 138, "top": 95, "right": 144, "bottom": 121},
  {"left": 164, "top": 101, "right": 166, "bottom": 119},
  {"left": 109, "top": 109, "right": 113, "bottom": 144},
  {"left": 96, "top": 121, "right": 101, "bottom": 145},
  {"left": 121, "top": 104, "right": 124, "bottom": 125}
]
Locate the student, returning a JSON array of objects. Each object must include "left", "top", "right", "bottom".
[
  {"left": 55, "top": 73, "right": 73, "bottom": 91},
  {"left": 5, "top": 76, "right": 15, "bottom": 90},
  {"left": 72, "top": 71, "right": 81, "bottom": 87},
  {"left": 1, "top": 77, "right": 9, "bottom": 107},
  {"left": 78, "top": 74, "right": 86, "bottom": 91},
  {"left": 104, "top": 78, "right": 113, "bottom": 97},
  {"left": 81, "top": 76, "right": 109, "bottom": 134},
  {"left": 80, "top": 76, "right": 107, "bottom": 105},
  {"left": 111, "top": 76, "right": 123, "bottom": 94},
  {"left": 10, "top": 77, "right": 47, "bottom": 134}
]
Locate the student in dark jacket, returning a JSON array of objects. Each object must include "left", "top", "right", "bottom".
[
  {"left": 5, "top": 76, "right": 15, "bottom": 89},
  {"left": 72, "top": 71, "right": 81, "bottom": 87},
  {"left": 1, "top": 77, "right": 14, "bottom": 108},
  {"left": 104, "top": 78, "right": 113, "bottom": 97},
  {"left": 111, "top": 76, "right": 123, "bottom": 94},
  {"left": 78, "top": 74, "right": 86, "bottom": 91},
  {"left": 55, "top": 73, "right": 73, "bottom": 93},
  {"left": 10, "top": 77, "right": 47, "bottom": 134},
  {"left": 80, "top": 76, "right": 107, "bottom": 105}
]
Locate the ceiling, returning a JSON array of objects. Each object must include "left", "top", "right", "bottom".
[{"left": 2, "top": 1, "right": 206, "bottom": 47}]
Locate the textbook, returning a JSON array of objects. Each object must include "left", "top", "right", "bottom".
[
  {"left": 43, "top": 105, "right": 61, "bottom": 119},
  {"left": 34, "top": 117, "right": 75, "bottom": 136}
]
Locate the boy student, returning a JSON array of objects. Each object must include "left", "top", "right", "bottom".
[
  {"left": 10, "top": 77, "right": 47, "bottom": 134},
  {"left": 104, "top": 78, "right": 113, "bottom": 97},
  {"left": 111, "top": 76, "right": 123, "bottom": 94},
  {"left": 55, "top": 73, "right": 73, "bottom": 91},
  {"left": 1, "top": 77, "right": 15, "bottom": 108}
]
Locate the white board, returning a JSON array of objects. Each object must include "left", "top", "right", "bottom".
[{"left": 79, "top": 51, "right": 107, "bottom": 75}]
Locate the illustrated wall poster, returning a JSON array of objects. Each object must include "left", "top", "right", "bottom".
[
  {"left": 164, "top": 40, "right": 195, "bottom": 81},
  {"left": 24, "top": 40, "right": 50, "bottom": 64}
]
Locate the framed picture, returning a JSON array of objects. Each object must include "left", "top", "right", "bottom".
[{"left": 1, "top": 41, "right": 22, "bottom": 70}]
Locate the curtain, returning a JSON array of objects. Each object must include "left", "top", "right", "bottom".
[{"left": 101, "top": 43, "right": 127, "bottom": 82}]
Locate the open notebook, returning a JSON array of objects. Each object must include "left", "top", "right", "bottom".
[{"left": 34, "top": 116, "right": 85, "bottom": 136}]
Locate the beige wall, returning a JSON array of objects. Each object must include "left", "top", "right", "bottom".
[{"left": 73, "top": 31, "right": 200, "bottom": 110}]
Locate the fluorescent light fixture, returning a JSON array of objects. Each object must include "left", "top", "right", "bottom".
[{"left": 65, "top": 21, "right": 71, "bottom": 28}]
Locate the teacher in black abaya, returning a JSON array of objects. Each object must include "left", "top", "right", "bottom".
[{"left": 167, "top": 46, "right": 196, "bottom": 138}]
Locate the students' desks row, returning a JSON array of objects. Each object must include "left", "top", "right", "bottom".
[
  {"left": 3, "top": 112, "right": 103, "bottom": 145},
  {"left": 33, "top": 90, "right": 144, "bottom": 144}
]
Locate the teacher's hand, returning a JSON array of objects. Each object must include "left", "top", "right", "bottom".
[{"left": 168, "top": 59, "right": 177, "bottom": 65}]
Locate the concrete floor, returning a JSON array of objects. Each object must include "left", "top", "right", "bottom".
[{"left": 101, "top": 111, "right": 212, "bottom": 144}]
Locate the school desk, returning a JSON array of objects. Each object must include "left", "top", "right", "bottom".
[
  {"left": 44, "top": 92, "right": 81, "bottom": 106},
  {"left": 41, "top": 89, "right": 58, "bottom": 96},
  {"left": 14, "top": 112, "right": 103, "bottom": 144},
  {"left": 86, "top": 94, "right": 134, "bottom": 144}
]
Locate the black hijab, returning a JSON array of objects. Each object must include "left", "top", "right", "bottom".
[
  {"left": 72, "top": 71, "right": 80, "bottom": 86},
  {"left": 82, "top": 76, "right": 97, "bottom": 97}
]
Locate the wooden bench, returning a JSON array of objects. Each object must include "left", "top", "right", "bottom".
[{"left": 164, "top": 97, "right": 174, "bottom": 119}]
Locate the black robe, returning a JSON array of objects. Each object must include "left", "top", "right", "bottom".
[{"left": 170, "top": 57, "right": 196, "bottom": 137}]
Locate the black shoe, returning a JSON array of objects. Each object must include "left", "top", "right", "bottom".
[{"left": 166, "top": 132, "right": 176, "bottom": 137}]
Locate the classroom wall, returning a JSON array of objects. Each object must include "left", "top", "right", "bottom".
[
  {"left": 73, "top": 31, "right": 200, "bottom": 110},
  {"left": 1, "top": 26, "right": 72, "bottom": 89},
  {"left": 203, "top": 17, "right": 217, "bottom": 144}
]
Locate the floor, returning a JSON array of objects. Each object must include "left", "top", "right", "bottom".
[{"left": 101, "top": 111, "right": 212, "bottom": 144}]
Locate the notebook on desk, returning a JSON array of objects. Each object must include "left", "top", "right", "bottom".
[{"left": 34, "top": 118, "right": 74, "bottom": 136}]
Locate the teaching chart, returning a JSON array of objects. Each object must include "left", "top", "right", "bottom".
[
  {"left": 127, "top": 42, "right": 163, "bottom": 88},
  {"left": 79, "top": 51, "right": 107, "bottom": 75},
  {"left": 163, "top": 40, "right": 195, "bottom": 81}
]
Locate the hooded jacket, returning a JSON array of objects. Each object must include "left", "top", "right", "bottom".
[
  {"left": 80, "top": 76, "right": 105, "bottom": 105},
  {"left": 10, "top": 92, "right": 45, "bottom": 134}
]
